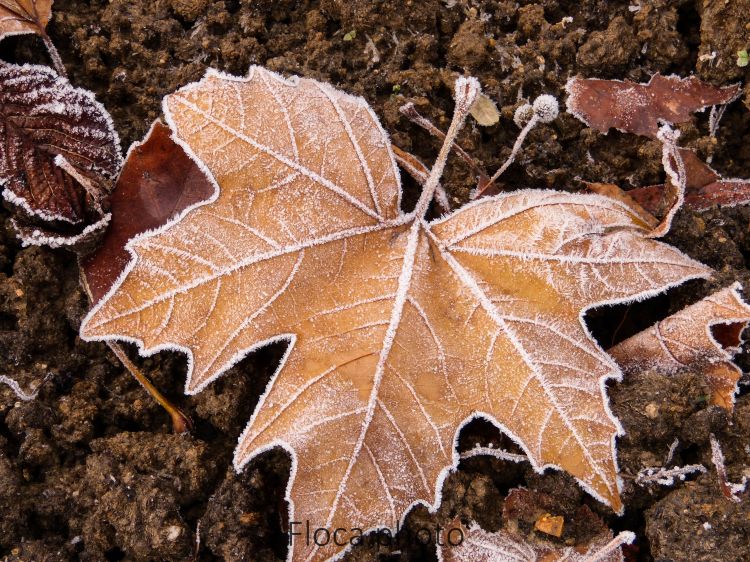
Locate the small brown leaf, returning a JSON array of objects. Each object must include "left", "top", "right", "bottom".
[
  {"left": 608, "top": 284, "right": 750, "bottom": 410},
  {"left": 566, "top": 74, "right": 740, "bottom": 139},
  {"left": 80, "top": 67, "right": 711, "bottom": 562},
  {"left": 0, "top": 0, "right": 52, "bottom": 40},
  {"left": 0, "top": 61, "right": 121, "bottom": 237},
  {"left": 81, "top": 120, "right": 214, "bottom": 304}
]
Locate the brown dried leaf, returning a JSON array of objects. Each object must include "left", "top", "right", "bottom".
[
  {"left": 0, "top": 61, "right": 121, "bottom": 233},
  {"left": 628, "top": 149, "right": 750, "bottom": 213},
  {"left": 80, "top": 67, "right": 710, "bottom": 562},
  {"left": 440, "top": 522, "right": 630, "bottom": 562},
  {"left": 0, "top": 0, "right": 52, "bottom": 40},
  {"left": 82, "top": 120, "right": 214, "bottom": 304},
  {"left": 566, "top": 74, "right": 740, "bottom": 139},
  {"left": 608, "top": 284, "right": 750, "bottom": 410}
]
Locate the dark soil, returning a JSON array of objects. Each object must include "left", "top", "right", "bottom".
[{"left": 2, "top": 0, "right": 750, "bottom": 561}]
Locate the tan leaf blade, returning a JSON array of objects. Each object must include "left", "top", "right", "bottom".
[
  {"left": 0, "top": 0, "right": 52, "bottom": 40},
  {"left": 608, "top": 284, "right": 750, "bottom": 410},
  {"left": 80, "top": 67, "right": 710, "bottom": 562}
]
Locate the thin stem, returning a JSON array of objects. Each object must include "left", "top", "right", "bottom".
[
  {"left": 414, "top": 77, "right": 480, "bottom": 219},
  {"left": 41, "top": 32, "right": 67, "bottom": 78},
  {"left": 79, "top": 268, "right": 192, "bottom": 434},
  {"left": 579, "top": 531, "right": 635, "bottom": 562},
  {"left": 399, "top": 102, "right": 490, "bottom": 186},
  {"left": 107, "top": 341, "right": 193, "bottom": 434},
  {"left": 390, "top": 144, "right": 451, "bottom": 213},
  {"left": 481, "top": 114, "right": 539, "bottom": 192}
]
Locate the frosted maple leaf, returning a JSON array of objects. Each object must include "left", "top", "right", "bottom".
[{"left": 81, "top": 67, "right": 710, "bottom": 562}]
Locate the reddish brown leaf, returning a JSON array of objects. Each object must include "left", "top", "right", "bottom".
[
  {"left": 81, "top": 120, "right": 214, "bottom": 304},
  {"left": 0, "top": 61, "right": 121, "bottom": 229},
  {"left": 684, "top": 179, "right": 750, "bottom": 211},
  {"left": 608, "top": 284, "right": 750, "bottom": 410},
  {"left": 628, "top": 148, "right": 750, "bottom": 213},
  {"left": 566, "top": 74, "right": 740, "bottom": 139},
  {"left": 0, "top": 0, "right": 52, "bottom": 40}
]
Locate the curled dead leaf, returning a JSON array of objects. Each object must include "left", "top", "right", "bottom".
[
  {"left": 566, "top": 74, "right": 740, "bottom": 139},
  {"left": 628, "top": 148, "right": 750, "bottom": 213},
  {"left": 608, "top": 284, "right": 750, "bottom": 411},
  {"left": 0, "top": 61, "right": 121, "bottom": 247},
  {"left": 80, "top": 67, "right": 710, "bottom": 562}
]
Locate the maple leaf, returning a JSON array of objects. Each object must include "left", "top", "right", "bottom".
[
  {"left": 608, "top": 284, "right": 750, "bottom": 410},
  {"left": 565, "top": 74, "right": 740, "bottom": 139},
  {"left": 0, "top": 61, "right": 121, "bottom": 244},
  {"left": 80, "top": 67, "right": 710, "bottom": 562},
  {"left": 0, "top": 0, "right": 52, "bottom": 41}
]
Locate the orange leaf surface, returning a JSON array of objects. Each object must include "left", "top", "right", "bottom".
[
  {"left": 608, "top": 284, "right": 750, "bottom": 410},
  {"left": 0, "top": 0, "right": 52, "bottom": 40},
  {"left": 80, "top": 67, "right": 710, "bottom": 562}
]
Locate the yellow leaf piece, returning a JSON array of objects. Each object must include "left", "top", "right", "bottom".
[
  {"left": 609, "top": 283, "right": 750, "bottom": 411},
  {"left": 80, "top": 67, "right": 710, "bottom": 562},
  {"left": 534, "top": 513, "right": 564, "bottom": 537},
  {"left": 469, "top": 93, "right": 500, "bottom": 126}
]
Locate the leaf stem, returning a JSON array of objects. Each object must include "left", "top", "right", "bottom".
[
  {"left": 478, "top": 115, "right": 539, "bottom": 197},
  {"left": 80, "top": 268, "right": 192, "bottom": 434},
  {"left": 414, "top": 77, "right": 480, "bottom": 219},
  {"left": 41, "top": 32, "right": 67, "bottom": 78},
  {"left": 107, "top": 341, "right": 193, "bottom": 434}
]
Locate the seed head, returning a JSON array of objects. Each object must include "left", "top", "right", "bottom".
[{"left": 532, "top": 94, "right": 559, "bottom": 123}]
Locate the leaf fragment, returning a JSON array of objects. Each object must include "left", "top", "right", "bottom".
[
  {"left": 608, "top": 284, "right": 750, "bottom": 410},
  {"left": 80, "top": 67, "right": 711, "bottom": 562},
  {"left": 583, "top": 182, "right": 658, "bottom": 229},
  {"left": 469, "top": 93, "right": 500, "bottom": 126},
  {"left": 0, "top": 0, "right": 52, "bottom": 41},
  {"left": 0, "top": 61, "right": 121, "bottom": 243},
  {"left": 565, "top": 74, "right": 741, "bottom": 139}
]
